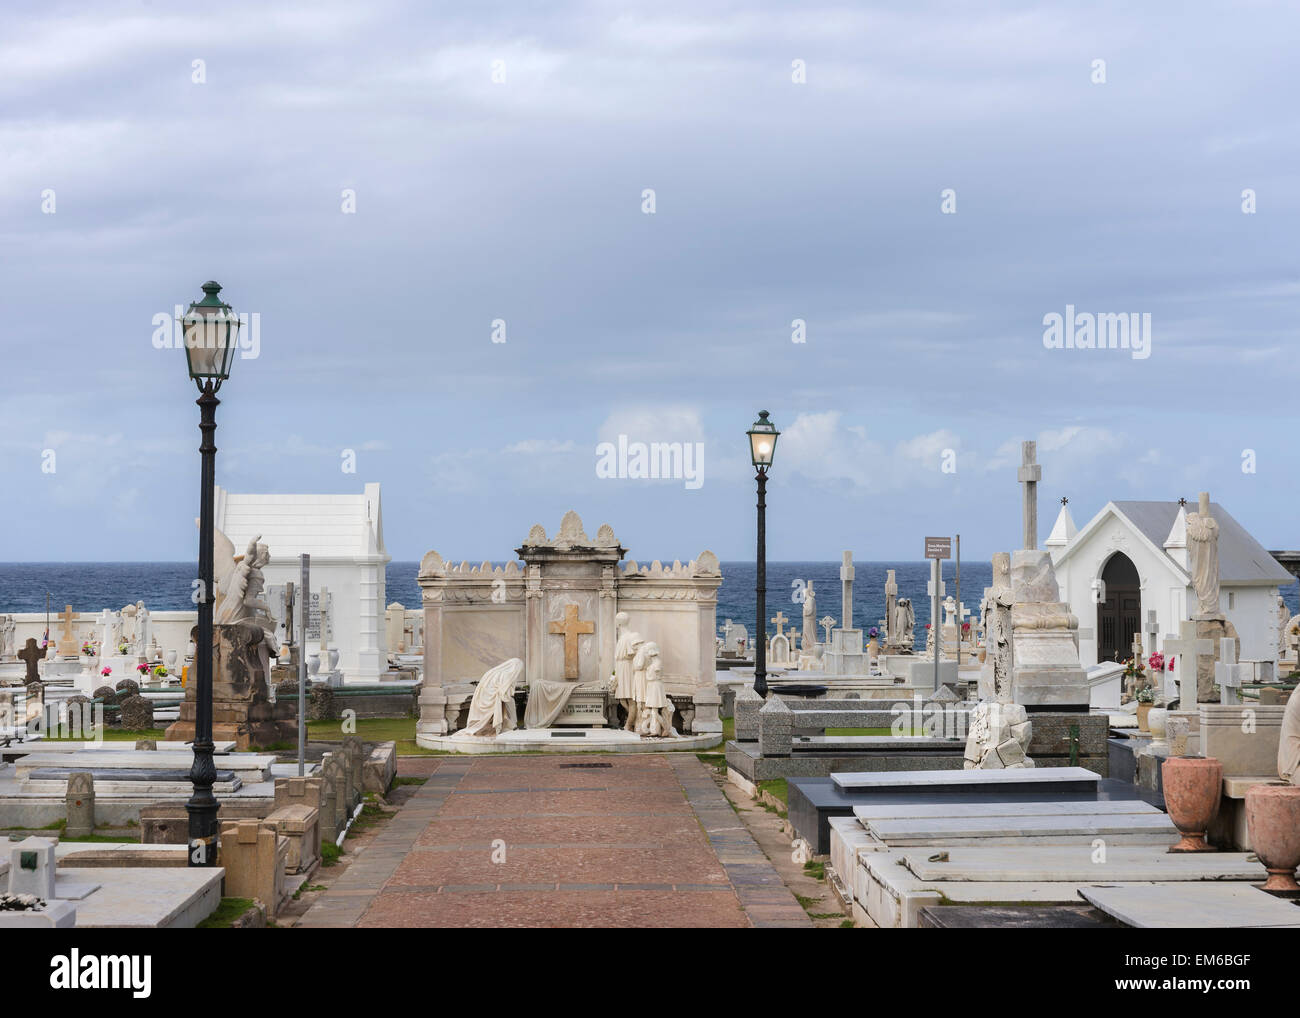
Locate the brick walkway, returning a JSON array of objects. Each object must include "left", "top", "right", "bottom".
[{"left": 298, "top": 754, "right": 809, "bottom": 928}]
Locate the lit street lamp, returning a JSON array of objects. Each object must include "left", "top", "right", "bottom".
[
  {"left": 747, "top": 411, "right": 779, "bottom": 698},
  {"left": 180, "top": 281, "right": 241, "bottom": 867}
]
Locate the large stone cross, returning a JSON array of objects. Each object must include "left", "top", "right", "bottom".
[
  {"left": 549, "top": 603, "right": 594, "bottom": 680},
  {"left": 819, "top": 616, "right": 835, "bottom": 645},
  {"left": 1018, "top": 440, "right": 1041, "bottom": 550},
  {"left": 770, "top": 611, "right": 788, "bottom": 636},
  {"left": 1162, "top": 620, "right": 1213, "bottom": 695},
  {"left": 56, "top": 605, "right": 77, "bottom": 657},
  {"left": 17, "top": 638, "right": 46, "bottom": 683}
]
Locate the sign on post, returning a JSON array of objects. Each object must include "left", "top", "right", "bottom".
[{"left": 924, "top": 537, "right": 952, "bottom": 560}]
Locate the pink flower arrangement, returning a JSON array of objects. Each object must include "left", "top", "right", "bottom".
[
  {"left": 136, "top": 663, "right": 149, "bottom": 675},
  {"left": 1148, "top": 652, "right": 1165, "bottom": 672},
  {"left": 100, "top": 667, "right": 112, "bottom": 677}
]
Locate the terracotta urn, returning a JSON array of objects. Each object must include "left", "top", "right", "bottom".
[
  {"left": 1244, "top": 782, "right": 1300, "bottom": 892},
  {"left": 1161, "top": 756, "right": 1222, "bottom": 852},
  {"left": 1137, "top": 702, "right": 1152, "bottom": 732}
]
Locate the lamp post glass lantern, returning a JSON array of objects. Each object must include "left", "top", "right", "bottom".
[
  {"left": 747, "top": 411, "right": 779, "bottom": 697},
  {"left": 181, "top": 280, "right": 240, "bottom": 867}
]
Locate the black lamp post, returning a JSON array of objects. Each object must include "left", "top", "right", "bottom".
[
  {"left": 747, "top": 411, "right": 779, "bottom": 697},
  {"left": 180, "top": 281, "right": 241, "bottom": 867}
]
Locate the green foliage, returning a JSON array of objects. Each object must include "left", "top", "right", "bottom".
[
  {"left": 197, "top": 897, "right": 258, "bottom": 929},
  {"left": 320, "top": 840, "right": 342, "bottom": 867}
]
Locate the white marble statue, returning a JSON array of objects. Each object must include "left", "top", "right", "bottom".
[
  {"left": 802, "top": 581, "right": 817, "bottom": 651},
  {"left": 614, "top": 612, "right": 644, "bottom": 733},
  {"left": 1186, "top": 493, "right": 1221, "bottom": 617},
  {"left": 211, "top": 527, "right": 279, "bottom": 652},
  {"left": 634, "top": 641, "right": 673, "bottom": 737},
  {"left": 1280, "top": 690, "right": 1300, "bottom": 787},
  {"left": 458, "top": 658, "right": 522, "bottom": 738},
  {"left": 895, "top": 598, "right": 915, "bottom": 651},
  {"left": 0, "top": 615, "right": 15, "bottom": 660}
]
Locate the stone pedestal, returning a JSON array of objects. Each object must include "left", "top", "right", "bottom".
[
  {"left": 823, "top": 629, "right": 866, "bottom": 675},
  {"left": 1008, "top": 551, "right": 1088, "bottom": 711},
  {"left": 165, "top": 623, "right": 297, "bottom": 751}
]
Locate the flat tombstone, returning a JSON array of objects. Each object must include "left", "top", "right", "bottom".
[
  {"left": 65, "top": 772, "right": 95, "bottom": 838},
  {"left": 135, "top": 739, "right": 158, "bottom": 751}
]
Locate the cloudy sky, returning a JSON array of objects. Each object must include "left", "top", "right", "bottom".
[{"left": 2, "top": 1, "right": 1296, "bottom": 563}]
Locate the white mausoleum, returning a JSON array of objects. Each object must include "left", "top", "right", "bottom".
[
  {"left": 1048, "top": 498, "right": 1291, "bottom": 667},
  {"left": 213, "top": 482, "right": 390, "bottom": 682}
]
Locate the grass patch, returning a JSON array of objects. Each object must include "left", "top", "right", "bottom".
[
  {"left": 197, "top": 897, "right": 258, "bottom": 929},
  {"left": 809, "top": 912, "right": 843, "bottom": 920},
  {"left": 344, "top": 803, "right": 387, "bottom": 839},
  {"left": 292, "top": 882, "right": 325, "bottom": 901},
  {"left": 39, "top": 728, "right": 167, "bottom": 743},
  {"left": 52, "top": 833, "right": 134, "bottom": 844},
  {"left": 393, "top": 776, "right": 428, "bottom": 787},
  {"left": 722, "top": 716, "right": 735, "bottom": 742},
  {"left": 320, "top": 840, "right": 342, "bottom": 867},
  {"left": 306, "top": 717, "right": 447, "bottom": 757},
  {"left": 251, "top": 741, "right": 296, "bottom": 752},
  {"left": 795, "top": 894, "right": 823, "bottom": 909},
  {"left": 803, "top": 860, "right": 826, "bottom": 880},
  {"left": 757, "top": 778, "right": 787, "bottom": 805},
  {"left": 839, "top": 919, "right": 854, "bottom": 928}
]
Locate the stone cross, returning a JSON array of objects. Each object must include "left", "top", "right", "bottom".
[
  {"left": 1162, "top": 621, "right": 1213, "bottom": 697},
  {"left": 770, "top": 611, "right": 788, "bottom": 636},
  {"left": 56, "top": 605, "right": 78, "bottom": 657},
  {"left": 819, "top": 616, "right": 835, "bottom": 645},
  {"left": 549, "top": 603, "right": 594, "bottom": 680},
  {"left": 840, "top": 551, "right": 855, "bottom": 630},
  {"left": 17, "top": 638, "right": 46, "bottom": 683},
  {"left": 1131, "top": 632, "right": 1144, "bottom": 667},
  {"left": 1018, "top": 441, "right": 1041, "bottom": 550},
  {"left": 1214, "top": 638, "right": 1246, "bottom": 706}
]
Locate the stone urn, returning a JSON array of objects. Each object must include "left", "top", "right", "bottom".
[
  {"left": 308, "top": 653, "right": 321, "bottom": 677},
  {"left": 326, "top": 648, "right": 340, "bottom": 672},
  {"left": 1136, "top": 702, "right": 1152, "bottom": 732},
  {"left": 1244, "top": 782, "right": 1300, "bottom": 892},
  {"left": 1147, "top": 708, "right": 1169, "bottom": 752},
  {"left": 1162, "top": 756, "right": 1223, "bottom": 852}
]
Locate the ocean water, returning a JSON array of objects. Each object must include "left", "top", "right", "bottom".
[{"left": 4, "top": 560, "right": 1296, "bottom": 651}]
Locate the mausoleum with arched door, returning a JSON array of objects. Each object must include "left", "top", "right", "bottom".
[{"left": 1096, "top": 552, "right": 1141, "bottom": 663}]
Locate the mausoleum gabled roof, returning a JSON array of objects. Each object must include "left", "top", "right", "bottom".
[
  {"left": 1055, "top": 499, "right": 1291, "bottom": 587},
  {"left": 213, "top": 482, "right": 390, "bottom": 562}
]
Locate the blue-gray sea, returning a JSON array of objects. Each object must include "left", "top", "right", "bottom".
[{"left": 3, "top": 562, "right": 1296, "bottom": 648}]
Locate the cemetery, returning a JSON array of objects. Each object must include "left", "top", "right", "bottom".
[{"left": 5, "top": 4, "right": 1300, "bottom": 970}]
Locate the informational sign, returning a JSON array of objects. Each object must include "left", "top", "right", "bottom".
[{"left": 924, "top": 537, "right": 952, "bottom": 560}]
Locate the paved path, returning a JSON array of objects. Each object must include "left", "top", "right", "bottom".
[{"left": 298, "top": 754, "right": 809, "bottom": 928}]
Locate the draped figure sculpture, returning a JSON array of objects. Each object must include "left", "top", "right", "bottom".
[{"left": 459, "top": 658, "right": 523, "bottom": 738}]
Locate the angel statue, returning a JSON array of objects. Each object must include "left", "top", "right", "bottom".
[{"left": 208, "top": 525, "right": 279, "bottom": 652}]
